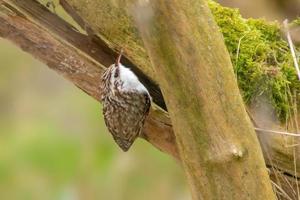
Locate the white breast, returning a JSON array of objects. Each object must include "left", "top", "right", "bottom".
[{"left": 119, "top": 64, "right": 149, "bottom": 93}]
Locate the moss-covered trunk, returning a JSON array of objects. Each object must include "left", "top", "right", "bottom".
[{"left": 127, "top": 0, "right": 275, "bottom": 199}]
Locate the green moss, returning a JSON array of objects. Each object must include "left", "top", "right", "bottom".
[
  {"left": 208, "top": 1, "right": 300, "bottom": 121},
  {"left": 291, "top": 18, "right": 300, "bottom": 26}
]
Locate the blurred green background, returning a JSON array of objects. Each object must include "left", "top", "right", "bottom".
[{"left": 0, "top": 39, "right": 189, "bottom": 200}]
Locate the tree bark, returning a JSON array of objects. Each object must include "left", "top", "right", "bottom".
[{"left": 129, "top": 0, "right": 275, "bottom": 199}]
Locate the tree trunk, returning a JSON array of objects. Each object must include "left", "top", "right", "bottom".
[{"left": 128, "top": 0, "right": 275, "bottom": 199}]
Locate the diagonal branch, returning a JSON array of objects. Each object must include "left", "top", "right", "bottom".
[
  {"left": 0, "top": 0, "right": 178, "bottom": 158},
  {"left": 0, "top": 1, "right": 102, "bottom": 99},
  {"left": 7, "top": 0, "right": 167, "bottom": 110}
]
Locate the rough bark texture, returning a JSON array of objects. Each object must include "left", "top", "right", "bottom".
[
  {"left": 130, "top": 0, "right": 275, "bottom": 199},
  {"left": 0, "top": 0, "right": 299, "bottom": 199}
]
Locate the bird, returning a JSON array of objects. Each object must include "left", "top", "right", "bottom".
[{"left": 100, "top": 50, "right": 151, "bottom": 151}]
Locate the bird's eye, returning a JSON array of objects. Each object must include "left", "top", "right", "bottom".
[{"left": 114, "top": 68, "right": 119, "bottom": 78}]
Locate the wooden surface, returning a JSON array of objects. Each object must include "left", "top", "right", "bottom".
[{"left": 131, "top": 0, "right": 275, "bottom": 199}]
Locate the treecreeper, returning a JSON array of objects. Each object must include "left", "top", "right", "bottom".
[{"left": 100, "top": 50, "right": 152, "bottom": 151}]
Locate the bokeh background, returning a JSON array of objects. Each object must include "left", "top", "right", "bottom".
[{"left": 0, "top": 39, "right": 189, "bottom": 200}]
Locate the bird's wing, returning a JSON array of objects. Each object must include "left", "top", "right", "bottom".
[{"left": 103, "top": 91, "right": 151, "bottom": 151}]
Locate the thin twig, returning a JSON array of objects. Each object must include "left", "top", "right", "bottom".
[
  {"left": 234, "top": 33, "right": 248, "bottom": 78},
  {"left": 235, "top": 36, "right": 244, "bottom": 65},
  {"left": 283, "top": 19, "right": 300, "bottom": 81},
  {"left": 246, "top": 108, "right": 300, "bottom": 137},
  {"left": 255, "top": 127, "right": 300, "bottom": 137},
  {"left": 271, "top": 180, "right": 294, "bottom": 200}
]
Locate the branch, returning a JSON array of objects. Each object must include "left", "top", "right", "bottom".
[
  {"left": 5, "top": 0, "right": 167, "bottom": 110},
  {"left": 0, "top": 1, "right": 101, "bottom": 99},
  {"left": 0, "top": 0, "right": 178, "bottom": 159}
]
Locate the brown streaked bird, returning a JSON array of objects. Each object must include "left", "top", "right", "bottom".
[{"left": 100, "top": 50, "right": 151, "bottom": 151}]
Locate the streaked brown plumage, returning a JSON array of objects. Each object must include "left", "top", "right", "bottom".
[{"left": 100, "top": 51, "right": 151, "bottom": 151}]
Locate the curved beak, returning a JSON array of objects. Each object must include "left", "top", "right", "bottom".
[{"left": 115, "top": 49, "right": 124, "bottom": 67}]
